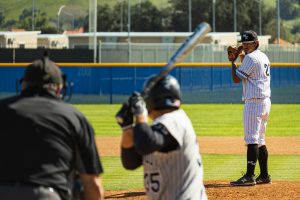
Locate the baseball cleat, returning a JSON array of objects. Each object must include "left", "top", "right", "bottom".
[
  {"left": 256, "top": 174, "right": 272, "bottom": 184},
  {"left": 230, "top": 175, "right": 256, "bottom": 186}
]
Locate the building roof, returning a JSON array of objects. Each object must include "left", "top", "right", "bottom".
[
  {"left": 65, "top": 31, "right": 239, "bottom": 38},
  {"left": 272, "top": 38, "right": 292, "bottom": 45},
  {"left": 37, "top": 34, "right": 68, "bottom": 39},
  {"left": 0, "top": 31, "right": 41, "bottom": 36}
]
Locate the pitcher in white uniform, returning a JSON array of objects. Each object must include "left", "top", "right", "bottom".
[
  {"left": 229, "top": 30, "right": 272, "bottom": 186},
  {"left": 116, "top": 75, "right": 207, "bottom": 200}
]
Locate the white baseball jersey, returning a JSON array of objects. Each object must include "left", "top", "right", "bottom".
[
  {"left": 236, "top": 49, "right": 271, "bottom": 101},
  {"left": 236, "top": 49, "right": 271, "bottom": 145},
  {"left": 143, "top": 109, "right": 207, "bottom": 200}
]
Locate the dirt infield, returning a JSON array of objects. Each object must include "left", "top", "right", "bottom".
[
  {"left": 96, "top": 136, "right": 300, "bottom": 200},
  {"left": 104, "top": 181, "right": 300, "bottom": 200},
  {"left": 96, "top": 136, "right": 300, "bottom": 156}
]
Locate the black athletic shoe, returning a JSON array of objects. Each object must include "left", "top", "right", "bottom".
[
  {"left": 256, "top": 174, "right": 272, "bottom": 184},
  {"left": 230, "top": 175, "right": 256, "bottom": 186}
]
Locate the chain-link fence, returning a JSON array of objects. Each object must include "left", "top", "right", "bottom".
[{"left": 99, "top": 43, "right": 300, "bottom": 63}]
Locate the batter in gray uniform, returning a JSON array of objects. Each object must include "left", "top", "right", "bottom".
[
  {"left": 116, "top": 75, "right": 207, "bottom": 200},
  {"left": 230, "top": 30, "right": 272, "bottom": 186}
]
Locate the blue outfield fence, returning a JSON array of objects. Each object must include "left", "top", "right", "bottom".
[{"left": 0, "top": 63, "right": 299, "bottom": 104}]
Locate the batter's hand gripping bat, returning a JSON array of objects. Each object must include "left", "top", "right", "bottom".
[{"left": 142, "top": 21, "right": 211, "bottom": 97}]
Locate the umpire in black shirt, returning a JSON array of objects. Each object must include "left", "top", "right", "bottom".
[{"left": 0, "top": 56, "right": 104, "bottom": 200}]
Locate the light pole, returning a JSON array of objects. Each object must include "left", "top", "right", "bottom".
[
  {"left": 128, "top": 0, "right": 131, "bottom": 62},
  {"left": 234, "top": 0, "right": 237, "bottom": 32},
  {"left": 259, "top": 0, "right": 262, "bottom": 35},
  {"left": 57, "top": 5, "right": 66, "bottom": 31},
  {"left": 277, "top": 0, "right": 280, "bottom": 44},
  {"left": 255, "top": 0, "right": 262, "bottom": 35},
  {"left": 119, "top": 0, "right": 124, "bottom": 32},
  {"left": 128, "top": 0, "right": 131, "bottom": 40},
  {"left": 212, "top": 0, "right": 215, "bottom": 32},
  {"left": 93, "top": 0, "right": 97, "bottom": 63},
  {"left": 32, "top": 0, "right": 35, "bottom": 31},
  {"left": 188, "top": 0, "right": 192, "bottom": 32}
]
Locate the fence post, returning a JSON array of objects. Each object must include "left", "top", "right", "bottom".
[
  {"left": 98, "top": 40, "right": 102, "bottom": 63},
  {"left": 128, "top": 41, "right": 131, "bottom": 63},
  {"left": 13, "top": 48, "right": 15, "bottom": 63},
  {"left": 110, "top": 66, "right": 113, "bottom": 104}
]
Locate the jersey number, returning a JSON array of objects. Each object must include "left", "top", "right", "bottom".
[
  {"left": 264, "top": 63, "right": 270, "bottom": 76},
  {"left": 144, "top": 172, "right": 160, "bottom": 193}
]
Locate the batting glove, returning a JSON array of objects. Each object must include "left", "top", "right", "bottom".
[
  {"left": 129, "top": 92, "right": 148, "bottom": 116},
  {"left": 115, "top": 102, "right": 134, "bottom": 130}
]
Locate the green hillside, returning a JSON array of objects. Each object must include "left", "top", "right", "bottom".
[
  {"left": 1, "top": 0, "right": 169, "bottom": 21},
  {"left": 264, "top": 0, "right": 276, "bottom": 8}
]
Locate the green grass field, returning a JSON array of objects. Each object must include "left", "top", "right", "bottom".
[
  {"left": 75, "top": 104, "right": 300, "bottom": 137},
  {"left": 101, "top": 155, "right": 300, "bottom": 190},
  {"left": 74, "top": 104, "right": 300, "bottom": 190}
]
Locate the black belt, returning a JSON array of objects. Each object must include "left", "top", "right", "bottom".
[
  {"left": 0, "top": 181, "right": 38, "bottom": 187},
  {"left": 0, "top": 181, "right": 70, "bottom": 200},
  {"left": 0, "top": 182, "right": 59, "bottom": 196}
]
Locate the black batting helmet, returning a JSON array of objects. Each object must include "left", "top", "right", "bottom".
[{"left": 143, "top": 74, "right": 181, "bottom": 111}]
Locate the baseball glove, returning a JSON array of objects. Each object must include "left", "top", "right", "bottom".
[{"left": 227, "top": 45, "right": 244, "bottom": 62}]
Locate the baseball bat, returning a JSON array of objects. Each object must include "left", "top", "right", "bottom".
[
  {"left": 116, "top": 22, "right": 211, "bottom": 125},
  {"left": 142, "top": 21, "right": 211, "bottom": 97}
]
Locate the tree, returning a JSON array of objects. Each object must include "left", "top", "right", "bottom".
[
  {"left": 291, "top": 18, "right": 300, "bottom": 34},
  {"left": 160, "top": 6, "right": 173, "bottom": 31},
  {"left": 112, "top": 1, "right": 164, "bottom": 32},
  {"left": 215, "top": 1, "right": 266, "bottom": 33},
  {"left": 40, "top": 26, "right": 59, "bottom": 34},
  {"left": 131, "top": 0, "right": 163, "bottom": 31},
  {"left": 280, "top": 0, "right": 300, "bottom": 20},
  {"left": 83, "top": 4, "right": 114, "bottom": 32},
  {"left": 111, "top": 1, "right": 128, "bottom": 32},
  {"left": 97, "top": 4, "right": 114, "bottom": 31},
  {"left": 168, "top": 0, "right": 207, "bottom": 32},
  {"left": 76, "top": 15, "right": 88, "bottom": 31},
  {"left": 3, "top": 19, "right": 17, "bottom": 30},
  {"left": 0, "top": 11, "right": 5, "bottom": 29},
  {"left": 18, "top": 8, "right": 49, "bottom": 31},
  {"left": 34, "top": 10, "right": 48, "bottom": 31},
  {"left": 18, "top": 9, "right": 32, "bottom": 30}
]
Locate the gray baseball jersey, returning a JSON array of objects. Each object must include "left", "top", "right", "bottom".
[
  {"left": 236, "top": 49, "right": 271, "bottom": 145},
  {"left": 143, "top": 109, "right": 207, "bottom": 200}
]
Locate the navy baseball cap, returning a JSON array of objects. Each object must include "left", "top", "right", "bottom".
[
  {"left": 239, "top": 30, "right": 258, "bottom": 43},
  {"left": 23, "top": 57, "right": 63, "bottom": 85}
]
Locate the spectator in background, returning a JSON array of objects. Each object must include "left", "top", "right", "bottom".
[{"left": 0, "top": 56, "right": 104, "bottom": 200}]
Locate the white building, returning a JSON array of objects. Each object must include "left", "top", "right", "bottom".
[
  {"left": 0, "top": 31, "right": 41, "bottom": 48},
  {"left": 37, "top": 34, "right": 69, "bottom": 49}
]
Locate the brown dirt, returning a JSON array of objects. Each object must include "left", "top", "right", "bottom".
[
  {"left": 104, "top": 181, "right": 300, "bottom": 200},
  {"left": 96, "top": 136, "right": 300, "bottom": 200},
  {"left": 96, "top": 136, "right": 300, "bottom": 156}
]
